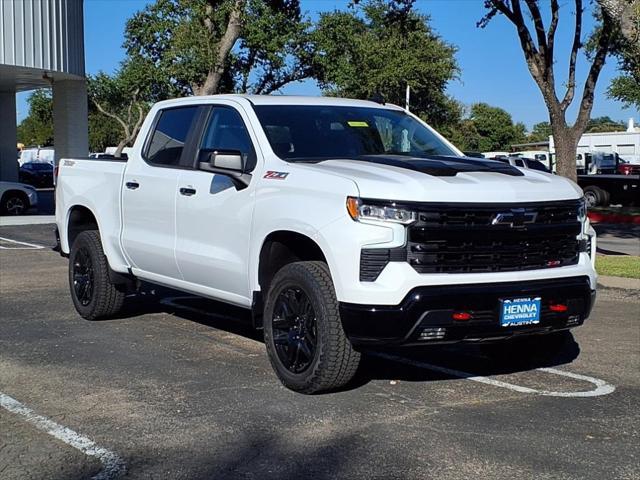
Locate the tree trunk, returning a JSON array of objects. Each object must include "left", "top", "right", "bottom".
[
  {"left": 553, "top": 126, "right": 579, "bottom": 182},
  {"left": 114, "top": 140, "right": 129, "bottom": 159},
  {"left": 198, "top": 0, "right": 244, "bottom": 95}
]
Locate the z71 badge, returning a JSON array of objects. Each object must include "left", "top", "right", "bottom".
[{"left": 263, "top": 171, "right": 289, "bottom": 180}]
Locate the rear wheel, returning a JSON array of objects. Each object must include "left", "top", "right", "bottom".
[
  {"left": 68, "top": 230, "right": 125, "bottom": 320},
  {"left": 263, "top": 261, "right": 360, "bottom": 394},
  {"left": 1, "top": 192, "right": 28, "bottom": 215}
]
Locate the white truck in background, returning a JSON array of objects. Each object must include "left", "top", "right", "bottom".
[{"left": 56, "top": 95, "right": 597, "bottom": 393}]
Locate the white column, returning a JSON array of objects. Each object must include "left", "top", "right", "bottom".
[
  {"left": 0, "top": 90, "right": 19, "bottom": 182},
  {"left": 53, "top": 79, "right": 89, "bottom": 164}
]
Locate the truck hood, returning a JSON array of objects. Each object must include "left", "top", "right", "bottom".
[{"left": 298, "top": 155, "right": 583, "bottom": 203}]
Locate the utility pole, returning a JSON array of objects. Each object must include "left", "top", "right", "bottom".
[{"left": 405, "top": 84, "right": 410, "bottom": 112}]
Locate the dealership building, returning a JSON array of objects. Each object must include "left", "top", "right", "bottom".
[{"left": 0, "top": 0, "right": 88, "bottom": 182}]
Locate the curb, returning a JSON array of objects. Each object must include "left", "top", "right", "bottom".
[
  {"left": 588, "top": 212, "right": 640, "bottom": 225},
  {"left": 597, "top": 275, "right": 640, "bottom": 291}
]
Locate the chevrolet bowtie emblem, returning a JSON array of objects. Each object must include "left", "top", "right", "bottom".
[{"left": 491, "top": 208, "right": 537, "bottom": 228}]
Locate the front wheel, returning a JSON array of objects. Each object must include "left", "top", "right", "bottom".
[
  {"left": 68, "top": 230, "right": 125, "bottom": 320},
  {"left": 263, "top": 261, "right": 361, "bottom": 394}
]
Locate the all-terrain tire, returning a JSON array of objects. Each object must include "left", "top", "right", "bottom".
[
  {"left": 68, "top": 230, "right": 125, "bottom": 320},
  {"left": 263, "top": 261, "right": 361, "bottom": 394}
]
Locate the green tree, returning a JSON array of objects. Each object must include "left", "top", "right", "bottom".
[
  {"left": 17, "top": 90, "right": 54, "bottom": 147},
  {"left": 88, "top": 111, "right": 122, "bottom": 153},
  {"left": 88, "top": 60, "right": 154, "bottom": 157},
  {"left": 124, "top": 0, "right": 311, "bottom": 96},
  {"left": 606, "top": 1, "right": 640, "bottom": 109},
  {"left": 608, "top": 75, "right": 640, "bottom": 109},
  {"left": 528, "top": 121, "right": 552, "bottom": 142},
  {"left": 17, "top": 88, "right": 122, "bottom": 153},
  {"left": 585, "top": 116, "right": 626, "bottom": 132},
  {"left": 466, "top": 103, "right": 526, "bottom": 152},
  {"left": 310, "top": 0, "right": 459, "bottom": 126}
]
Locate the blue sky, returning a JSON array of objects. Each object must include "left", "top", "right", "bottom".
[{"left": 16, "top": 0, "right": 638, "bottom": 129}]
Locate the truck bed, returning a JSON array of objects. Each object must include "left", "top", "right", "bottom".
[{"left": 55, "top": 157, "right": 128, "bottom": 271}]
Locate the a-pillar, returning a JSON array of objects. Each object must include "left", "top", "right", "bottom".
[
  {"left": 53, "top": 79, "right": 89, "bottom": 164},
  {"left": 0, "top": 90, "right": 18, "bottom": 182}
]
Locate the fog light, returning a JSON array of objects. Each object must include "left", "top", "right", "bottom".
[
  {"left": 550, "top": 303, "right": 568, "bottom": 312},
  {"left": 419, "top": 327, "right": 446, "bottom": 340}
]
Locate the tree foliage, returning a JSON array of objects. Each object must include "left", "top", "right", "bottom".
[
  {"left": 528, "top": 121, "right": 552, "bottom": 142},
  {"left": 124, "top": 0, "right": 311, "bottom": 96},
  {"left": 310, "top": 0, "right": 459, "bottom": 126},
  {"left": 17, "top": 90, "right": 54, "bottom": 146},
  {"left": 87, "top": 60, "right": 156, "bottom": 156},
  {"left": 448, "top": 103, "right": 526, "bottom": 152},
  {"left": 605, "top": 1, "right": 640, "bottom": 109},
  {"left": 585, "top": 115, "right": 627, "bottom": 132}
]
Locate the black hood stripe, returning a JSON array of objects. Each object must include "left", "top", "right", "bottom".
[{"left": 325, "top": 155, "right": 524, "bottom": 177}]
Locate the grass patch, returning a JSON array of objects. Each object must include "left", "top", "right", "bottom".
[{"left": 596, "top": 255, "right": 640, "bottom": 279}]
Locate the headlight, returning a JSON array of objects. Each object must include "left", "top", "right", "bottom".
[
  {"left": 346, "top": 197, "right": 417, "bottom": 225},
  {"left": 578, "top": 197, "right": 587, "bottom": 223},
  {"left": 578, "top": 197, "right": 588, "bottom": 235}
]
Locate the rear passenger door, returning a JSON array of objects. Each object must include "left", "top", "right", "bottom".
[
  {"left": 174, "top": 104, "right": 260, "bottom": 306},
  {"left": 121, "top": 105, "right": 201, "bottom": 280}
]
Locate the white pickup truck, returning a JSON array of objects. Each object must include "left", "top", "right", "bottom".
[{"left": 56, "top": 95, "right": 597, "bottom": 393}]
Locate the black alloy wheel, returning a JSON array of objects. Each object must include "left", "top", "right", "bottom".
[
  {"left": 272, "top": 287, "right": 318, "bottom": 373},
  {"left": 263, "top": 261, "right": 361, "bottom": 394},
  {"left": 72, "top": 247, "right": 94, "bottom": 306}
]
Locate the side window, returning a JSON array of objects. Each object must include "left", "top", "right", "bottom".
[
  {"left": 200, "top": 107, "right": 256, "bottom": 170},
  {"left": 145, "top": 106, "right": 199, "bottom": 167},
  {"left": 514, "top": 159, "right": 525, "bottom": 167}
]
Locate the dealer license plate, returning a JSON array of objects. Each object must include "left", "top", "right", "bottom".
[{"left": 500, "top": 297, "right": 541, "bottom": 327}]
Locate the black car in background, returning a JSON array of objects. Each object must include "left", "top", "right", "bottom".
[{"left": 19, "top": 162, "right": 54, "bottom": 188}]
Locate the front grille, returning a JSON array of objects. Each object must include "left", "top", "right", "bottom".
[{"left": 360, "top": 200, "right": 582, "bottom": 280}]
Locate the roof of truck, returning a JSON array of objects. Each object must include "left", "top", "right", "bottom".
[{"left": 153, "top": 94, "right": 405, "bottom": 110}]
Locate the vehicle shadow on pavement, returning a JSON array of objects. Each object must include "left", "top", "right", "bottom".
[
  {"left": 351, "top": 336, "right": 580, "bottom": 389},
  {"left": 125, "top": 431, "right": 360, "bottom": 480},
  {"left": 109, "top": 285, "right": 581, "bottom": 393}
]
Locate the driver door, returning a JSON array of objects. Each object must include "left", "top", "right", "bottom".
[{"left": 174, "top": 104, "right": 260, "bottom": 306}]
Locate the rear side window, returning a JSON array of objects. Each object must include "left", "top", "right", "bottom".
[{"left": 145, "top": 107, "right": 199, "bottom": 167}]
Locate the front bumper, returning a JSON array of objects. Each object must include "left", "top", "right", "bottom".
[{"left": 339, "top": 276, "right": 595, "bottom": 346}]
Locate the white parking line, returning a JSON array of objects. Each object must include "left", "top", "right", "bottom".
[
  {"left": 0, "top": 236, "right": 45, "bottom": 249},
  {"left": 374, "top": 353, "right": 615, "bottom": 398},
  {"left": 0, "top": 393, "right": 126, "bottom": 480}
]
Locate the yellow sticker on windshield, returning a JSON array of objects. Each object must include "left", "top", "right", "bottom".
[{"left": 347, "top": 121, "right": 369, "bottom": 127}]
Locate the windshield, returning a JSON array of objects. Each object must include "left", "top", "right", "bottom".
[{"left": 252, "top": 105, "right": 459, "bottom": 161}]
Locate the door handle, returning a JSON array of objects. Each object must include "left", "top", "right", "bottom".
[
  {"left": 179, "top": 187, "right": 197, "bottom": 196},
  {"left": 125, "top": 181, "right": 140, "bottom": 190}
]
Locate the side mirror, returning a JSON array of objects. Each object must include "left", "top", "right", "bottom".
[
  {"left": 198, "top": 149, "right": 251, "bottom": 190},
  {"left": 204, "top": 150, "right": 244, "bottom": 172}
]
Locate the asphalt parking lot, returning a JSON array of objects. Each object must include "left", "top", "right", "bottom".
[{"left": 1, "top": 224, "right": 639, "bottom": 480}]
